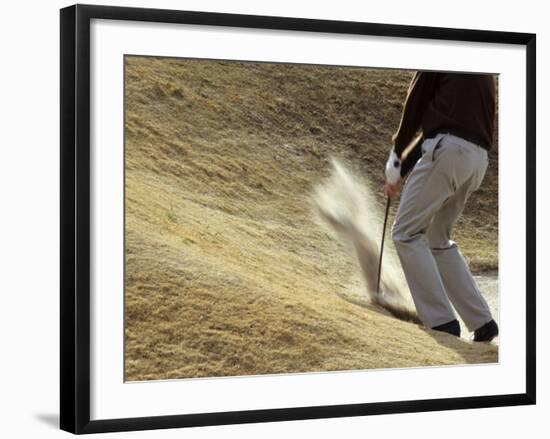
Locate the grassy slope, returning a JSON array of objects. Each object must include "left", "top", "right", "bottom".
[{"left": 125, "top": 57, "right": 498, "bottom": 381}]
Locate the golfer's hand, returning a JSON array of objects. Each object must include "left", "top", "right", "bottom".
[
  {"left": 385, "top": 150, "right": 401, "bottom": 184},
  {"left": 384, "top": 180, "right": 401, "bottom": 199}
]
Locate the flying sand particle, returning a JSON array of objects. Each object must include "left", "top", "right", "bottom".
[{"left": 312, "top": 157, "right": 421, "bottom": 324}]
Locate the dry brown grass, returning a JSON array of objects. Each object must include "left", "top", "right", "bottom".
[{"left": 124, "top": 56, "right": 498, "bottom": 381}]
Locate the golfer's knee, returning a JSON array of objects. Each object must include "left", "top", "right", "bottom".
[
  {"left": 426, "top": 227, "right": 452, "bottom": 250},
  {"left": 430, "top": 240, "right": 458, "bottom": 252},
  {"left": 391, "top": 223, "right": 413, "bottom": 246}
]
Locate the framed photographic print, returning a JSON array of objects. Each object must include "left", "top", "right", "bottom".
[{"left": 60, "top": 4, "right": 536, "bottom": 434}]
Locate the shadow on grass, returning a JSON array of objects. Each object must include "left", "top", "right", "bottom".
[{"left": 335, "top": 291, "right": 498, "bottom": 366}]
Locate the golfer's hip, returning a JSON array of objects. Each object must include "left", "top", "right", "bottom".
[{"left": 421, "top": 133, "right": 488, "bottom": 187}]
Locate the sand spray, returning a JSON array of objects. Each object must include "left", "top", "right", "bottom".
[{"left": 312, "top": 157, "right": 421, "bottom": 324}]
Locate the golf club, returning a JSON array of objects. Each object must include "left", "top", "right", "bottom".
[{"left": 376, "top": 196, "right": 391, "bottom": 295}]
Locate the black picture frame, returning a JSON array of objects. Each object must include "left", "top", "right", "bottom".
[{"left": 60, "top": 4, "right": 536, "bottom": 434}]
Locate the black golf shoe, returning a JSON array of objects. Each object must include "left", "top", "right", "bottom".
[
  {"left": 473, "top": 319, "right": 499, "bottom": 342},
  {"left": 432, "top": 319, "right": 461, "bottom": 337}
]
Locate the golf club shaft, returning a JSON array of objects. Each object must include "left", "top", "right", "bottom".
[{"left": 377, "top": 196, "right": 391, "bottom": 295}]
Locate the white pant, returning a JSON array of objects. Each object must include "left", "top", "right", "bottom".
[{"left": 392, "top": 133, "right": 494, "bottom": 331}]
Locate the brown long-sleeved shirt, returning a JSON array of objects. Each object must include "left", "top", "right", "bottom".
[{"left": 393, "top": 72, "right": 496, "bottom": 177}]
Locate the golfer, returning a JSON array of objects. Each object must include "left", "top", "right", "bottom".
[{"left": 384, "top": 72, "right": 499, "bottom": 342}]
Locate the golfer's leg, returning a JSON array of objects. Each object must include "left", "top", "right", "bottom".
[
  {"left": 427, "top": 183, "right": 493, "bottom": 332},
  {"left": 392, "top": 152, "right": 456, "bottom": 328}
]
